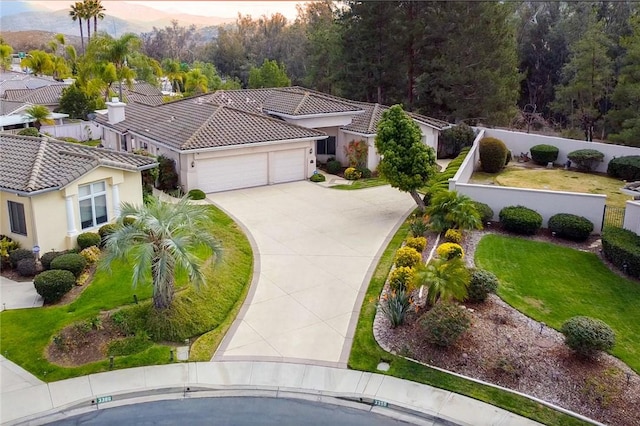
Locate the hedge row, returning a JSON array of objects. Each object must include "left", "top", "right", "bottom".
[{"left": 602, "top": 226, "right": 640, "bottom": 278}]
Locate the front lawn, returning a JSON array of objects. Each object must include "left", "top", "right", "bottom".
[
  {"left": 0, "top": 205, "right": 252, "bottom": 381},
  {"left": 475, "top": 234, "right": 640, "bottom": 373},
  {"left": 331, "top": 176, "right": 388, "bottom": 190}
]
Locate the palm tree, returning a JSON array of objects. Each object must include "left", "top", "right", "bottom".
[
  {"left": 20, "top": 50, "right": 53, "bottom": 76},
  {"left": 88, "top": 0, "right": 106, "bottom": 34},
  {"left": 102, "top": 197, "right": 222, "bottom": 310},
  {"left": 24, "top": 105, "right": 54, "bottom": 130},
  {"left": 91, "top": 33, "right": 141, "bottom": 99},
  {"left": 427, "top": 190, "right": 482, "bottom": 232},
  {"left": 69, "top": 2, "right": 85, "bottom": 52},
  {"left": 413, "top": 258, "right": 470, "bottom": 306},
  {"left": 184, "top": 68, "right": 209, "bottom": 96},
  {"left": 162, "top": 58, "right": 185, "bottom": 94}
]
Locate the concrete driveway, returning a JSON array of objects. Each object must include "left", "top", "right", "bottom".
[{"left": 209, "top": 181, "right": 415, "bottom": 367}]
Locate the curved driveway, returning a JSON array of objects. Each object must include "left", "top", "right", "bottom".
[{"left": 209, "top": 181, "right": 415, "bottom": 366}]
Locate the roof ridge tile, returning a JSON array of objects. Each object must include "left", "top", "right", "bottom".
[{"left": 25, "top": 136, "right": 49, "bottom": 191}]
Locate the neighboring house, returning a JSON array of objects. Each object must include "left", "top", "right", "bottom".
[
  {"left": 0, "top": 133, "right": 157, "bottom": 253},
  {"left": 0, "top": 99, "right": 68, "bottom": 131},
  {"left": 0, "top": 71, "right": 57, "bottom": 97},
  {"left": 95, "top": 87, "right": 449, "bottom": 193}
]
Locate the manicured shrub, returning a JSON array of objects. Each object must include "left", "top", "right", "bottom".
[
  {"left": 77, "top": 232, "right": 101, "bottom": 250},
  {"left": 40, "top": 251, "right": 63, "bottom": 270},
  {"left": 561, "top": 316, "right": 615, "bottom": 358},
  {"left": 436, "top": 242, "right": 464, "bottom": 260},
  {"left": 478, "top": 137, "right": 508, "bottom": 173},
  {"left": 409, "top": 218, "right": 429, "bottom": 237},
  {"left": 505, "top": 150, "right": 512, "bottom": 165},
  {"left": 17, "top": 127, "right": 40, "bottom": 137},
  {"left": 466, "top": 268, "right": 499, "bottom": 303},
  {"left": 187, "top": 189, "right": 206, "bottom": 200},
  {"left": 16, "top": 257, "right": 37, "bottom": 277},
  {"left": 380, "top": 289, "right": 411, "bottom": 328},
  {"left": 388, "top": 266, "right": 415, "bottom": 292},
  {"left": 444, "top": 229, "right": 462, "bottom": 244},
  {"left": 607, "top": 156, "right": 640, "bottom": 181},
  {"left": 50, "top": 253, "right": 87, "bottom": 277},
  {"left": 98, "top": 223, "right": 118, "bottom": 246},
  {"left": 548, "top": 213, "right": 593, "bottom": 242},
  {"left": 499, "top": 206, "right": 542, "bottom": 235},
  {"left": 530, "top": 144, "right": 559, "bottom": 165},
  {"left": 357, "top": 167, "right": 372, "bottom": 179},
  {"left": 156, "top": 155, "right": 179, "bottom": 191},
  {"left": 344, "top": 167, "right": 362, "bottom": 180},
  {"left": 567, "top": 149, "right": 604, "bottom": 172},
  {"left": 310, "top": 173, "right": 326, "bottom": 182},
  {"left": 437, "top": 124, "right": 476, "bottom": 158},
  {"left": 472, "top": 201, "right": 494, "bottom": 223},
  {"left": 405, "top": 236, "right": 427, "bottom": 253},
  {"left": 80, "top": 246, "right": 101, "bottom": 264},
  {"left": 9, "top": 249, "right": 35, "bottom": 268},
  {"left": 326, "top": 160, "right": 341, "bottom": 175},
  {"left": 0, "top": 237, "right": 20, "bottom": 268},
  {"left": 34, "top": 269, "right": 75, "bottom": 303},
  {"left": 107, "top": 333, "right": 153, "bottom": 356},
  {"left": 602, "top": 226, "right": 640, "bottom": 278},
  {"left": 420, "top": 302, "right": 471, "bottom": 347},
  {"left": 394, "top": 246, "right": 422, "bottom": 268}
]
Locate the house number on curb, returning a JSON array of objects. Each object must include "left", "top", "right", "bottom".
[
  {"left": 95, "top": 396, "right": 112, "bottom": 404},
  {"left": 373, "top": 399, "right": 388, "bottom": 407}
]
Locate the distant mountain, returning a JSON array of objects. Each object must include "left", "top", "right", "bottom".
[
  {"left": 0, "top": 1, "right": 39, "bottom": 16},
  {"left": 0, "top": 30, "right": 84, "bottom": 53}
]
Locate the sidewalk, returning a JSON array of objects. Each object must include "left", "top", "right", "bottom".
[
  {"left": 0, "top": 360, "right": 542, "bottom": 426},
  {"left": 0, "top": 276, "right": 43, "bottom": 310}
]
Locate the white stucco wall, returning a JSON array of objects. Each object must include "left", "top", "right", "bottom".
[{"left": 623, "top": 201, "right": 640, "bottom": 235}]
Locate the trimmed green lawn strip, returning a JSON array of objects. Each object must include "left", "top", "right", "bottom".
[
  {"left": 0, "top": 205, "right": 252, "bottom": 382},
  {"left": 349, "top": 222, "right": 589, "bottom": 426},
  {"left": 475, "top": 234, "right": 640, "bottom": 373},
  {"left": 331, "top": 176, "right": 388, "bottom": 190}
]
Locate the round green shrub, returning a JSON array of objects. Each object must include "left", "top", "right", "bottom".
[
  {"left": 478, "top": 137, "right": 508, "bottom": 173},
  {"left": 436, "top": 242, "right": 464, "bottom": 260},
  {"left": 50, "top": 253, "right": 87, "bottom": 277},
  {"left": 40, "top": 251, "right": 64, "bottom": 270},
  {"left": 530, "top": 144, "right": 559, "bottom": 166},
  {"left": 98, "top": 223, "right": 118, "bottom": 247},
  {"left": 17, "top": 127, "right": 40, "bottom": 137},
  {"left": 16, "top": 257, "right": 37, "bottom": 277},
  {"left": 388, "top": 266, "right": 415, "bottom": 292},
  {"left": 34, "top": 269, "right": 75, "bottom": 303},
  {"left": 344, "top": 167, "right": 362, "bottom": 180},
  {"left": 499, "top": 206, "right": 542, "bottom": 235},
  {"left": 310, "top": 173, "right": 326, "bottom": 182},
  {"left": 358, "top": 167, "right": 372, "bottom": 179},
  {"left": 187, "top": 189, "right": 206, "bottom": 200},
  {"left": 77, "top": 232, "right": 101, "bottom": 250},
  {"left": 9, "top": 249, "right": 35, "bottom": 268},
  {"left": 601, "top": 226, "right": 640, "bottom": 278},
  {"left": 437, "top": 123, "right": 476, "bottom": 158},
  {"left": 472, "top": 201, "right": 494, "bottom": 223},
  {"left": 444, "top": 229, "right": 462, "bottom": 244},
  {"left": 560, "top": 316, "right": 615, "bottom": 358},
  {"left": 607, "top": 156, "right": 640, "bottom": 181},
  {"left": 326, "top": 160, "right": 342, "bottom": 175},
  {"left": 405, "top": 236, "right": 427, "bottom": 253},
  {"left": 548, "top": 213, "right": 593, "bottom": 242},
  {"left": 394, "top": 246, "right": 422, "bottom": 268},
  {"left": 420, "top": 302, "right": 471, "bottom": 347},
  {"left": 466, "top": 268, "right": 499, "bottom": 303},
  {"left": 567, "top": 149, "right": 604, "bottom": 172}
]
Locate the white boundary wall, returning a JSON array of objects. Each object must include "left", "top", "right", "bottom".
[
  {"left": 41, "top": 121, "right": 101, "bottom": 141},
  {"left": 623, "top": 201, "right": 640, "bottom": 235}
]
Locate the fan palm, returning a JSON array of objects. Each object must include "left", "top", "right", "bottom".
[
  {"left": 90, "top": 33, "right": 141, "bottom": 99},
  {"left": 24, "top": 105, "right": 54, "bottom": 130},
  {"left": 69, "top": 2, "right": 85, "bottom": 52},
  {"left": 102, "top": 197, "right": 222, "bottom": 310},
  {"left": 413, "top": 257, "right": 471, "bottom": 306},
  {"left": 184, "top": 68, "right": 209, "bottom": 96},
  {"left": 427, "top": 190, "right": 482, "bottom": 232},
  {"left": 88, "top": 0, "right": 106, "bottom": 34}
]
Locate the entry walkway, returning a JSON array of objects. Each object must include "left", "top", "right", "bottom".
[
  {"left": 0, "top": 276, "right": 43, "bottom": 310},
  {"left": 208, "top": 182, "right": 415, "bottom": 366}
]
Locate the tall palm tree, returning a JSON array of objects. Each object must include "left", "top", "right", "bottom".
[
  {"left": 88, "top": 0, "right": 106, "bottom": 34},
  {"left": 91, "top": 33, "right": 141, "bottom": 99},
  {"left": 184, "top": 68, "right": 209, "bottom": 96},
  {"left": 102, "top": 197, "right": 222, "bottom": 310},
  {"left": 24, "top": 105, "right": 54, "bottom": 130},
  {"left": 69, "top": 2, "right": 85, "bottom": 53},
  {"left": 413, "top": 258, "right": 470, "bottom": 306}
]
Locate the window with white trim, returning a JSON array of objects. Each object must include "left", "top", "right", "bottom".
[
  {"left": 78, "top": 181, "right": 108, "bottom": 229},
  {"left": 7, "top": 201, "right": 27, "bottom": 235}
]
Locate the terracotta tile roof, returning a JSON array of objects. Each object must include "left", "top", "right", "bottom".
[
  {"left": 0, "top": 133, "right": 157, "bottom": 194},
  {"left": 0, "top": 99, "right": 28, "bottom": 115},
  {"left": 96, "top": 96, "right": 326, "bottom": 151},
  {"left": 4, "top": 84, "right": 67, "bottom": 106}
]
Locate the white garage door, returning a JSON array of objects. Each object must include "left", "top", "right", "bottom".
[
  {"left": 272, "top": 149, "right": 305, "bottom": 184},
  {"left": 197, "top": 153, "right": 268, "bottom": 193}
]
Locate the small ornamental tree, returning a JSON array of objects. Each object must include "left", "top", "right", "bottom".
[{"left": 375, "top": 105, "right": 437, "bottom": 211}]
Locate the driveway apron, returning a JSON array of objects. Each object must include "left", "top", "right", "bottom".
[{"left": 208, "top": 181, "right": 415, "bottom": 366}]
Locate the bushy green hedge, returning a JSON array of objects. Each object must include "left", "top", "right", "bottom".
[
  {"left": 479, "top": 137, "right": 508, "bottom": 173},
  {"left": 326, "top": 160, "right": 341, "bottom": 175},
  {"left": 471, "top": 201, "right": 494, "bottom": 223},
  {"left": 548, "top": 213, "right": 593, "bottom": 242},
  {"left": 50, "top": 253, "right": 87, "bottom": 277},
  {"left": 358, "top": 167, "right": 372, "bottom": 179},
  {"left": 40, "top": 251, "right": 64, "bottom": 270},
  {"left": 602, "top": 226, "right": 640, "bottom": 278},
  {"left": 34, "top": 269, "right": 75, "bottom": 303},
  {"left": 394, "top": 246, "right": 422, "bottom": 268},
  {"left": 607, "top": 156, "right": 640, "bottom": 181},
  {"left": 98, "top": 223, "right": 118, "bottom": 246},
  {"left": 420, "top": 302, "right": 471, "bottom": 347},
  {"left": 425, "top": 147, "right": 471, "bottom": 203},
  {"left": 77, "top": 232, "right": 101, "bottom": 250},
  {"left": 561, "top": 316, "right": 615, "bottom": 358},
  {"left": 17, "top": 127, "right": 40, "bottom": 137},
  {"left": 187, "top": 189, "right": 206, "bottom": 200},
  {"left": 567, "top": 149, "right": 604, "bottom": 171},
  {"left": 466, "top": 268, "right": 499, "bottom": 303},
  {"left": 310, "top": 173, "right": 326, "bottom": 182},
  {"left": 499, "top": 206, "right": 542, "bottom": 235},
  {"left": 344, "top": 167, "right": 362, "bottom": 180},
  {"left": 9, "top": 249, "right": 35, "bottom": 268},
  {"left": 437, "top": 123, "right": 476, "bottom": 158},
  {"left": 16, "top": 258, "right": 37, "bottom": 277},
  {"left": 530, "top": 144, "right": 559, "bottom": 165}
]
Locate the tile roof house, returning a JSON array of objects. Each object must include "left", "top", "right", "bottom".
[
  {"left": 95, "top": 87, "right": 450, "bottom": 193},
  {"left": 0, "top": 99, "right": 68, "bottom": 132},
  {"left": 0, "top": 133, "right": 157, "bottom": 253}
]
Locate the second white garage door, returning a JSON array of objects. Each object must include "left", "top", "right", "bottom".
[
  {"left": 272, "top": 149, "right": 305, "bottom": 184},
  {"left": 197, "top": 153, "right": 268, "bottom": 193}
]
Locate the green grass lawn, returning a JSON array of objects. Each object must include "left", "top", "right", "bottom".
[
  {"left": 475, "top": 234, "right": 640, "bottom": 373},
  {"left": 348, "top": 218, "right": 589, "bottom": 426},
  {"left": 0, "top": 205, "right": 252, "bottom": 381},
  {"left": 331, "top": 176, "right": 388, "bottom": 190},
  {"left": 470, "top": 165, "right": 631, "bottom": 207}
]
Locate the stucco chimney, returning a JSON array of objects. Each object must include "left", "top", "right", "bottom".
[{"left": 106, "top": 97, "right": 126, "bottom": 124}]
